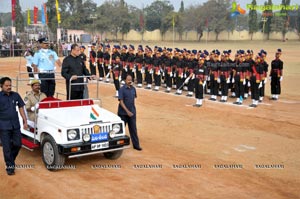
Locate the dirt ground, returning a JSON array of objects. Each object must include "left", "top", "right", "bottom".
[{"left": 0, "top": 41, "right": 299, "bottom": 199}]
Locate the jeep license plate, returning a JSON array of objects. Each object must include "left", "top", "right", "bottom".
[{"left": 91, "top": 142, "right": 109, "bottom": 150}]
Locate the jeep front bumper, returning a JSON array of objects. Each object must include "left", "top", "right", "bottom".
[{"left": 57, "top": 135, "right": 130, "bottom": 158}]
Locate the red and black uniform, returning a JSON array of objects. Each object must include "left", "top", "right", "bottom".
[
  {"left": 270, "top": 58, "right": 283, "bottom": 95},
  {"left": 194, "top": 62, "right": 208, "bottom": 100},
  {"left": 97, "top": 47, "right": 104, "bottom": 79},
  {"left": 219, "top": 59, "right": 230, "bottom": 98},
  {"left": 127, "top": 52, "right": 136, "bottom": 82},
  {"left": 209, "top": 60, "right": 220, "bottom": 98},
  {"left": 89, "top": 48, "right": 97, "bottom": 75},
  {"left": 153, "top": 53, "right": 162, "bottom": 88},
  {"left": 103, "top": 49, "right": 111, "bottom": 78},
  {"left": 163, "top": 54, "right": 174, "bottom": 91},
  {"left": 144, "top": 53, "right": 153, "bottom": 88},
  {"left": 175, "top": 56, "right": 184, "bottom": 92},
  {"left": 250, "top": 60, "right": 263, "bottom": 102},
  {"left": 112, "top": 59, "right": 122, "bottom": 92},
  {"left": 135, "top": 52, "right": 144, "bottom": 86},
  {"left": 120, "top": 51, "right": 128, "bottom": 81},
  {"left": 259, "top": 60, "right": 268, "bottom": 99}
]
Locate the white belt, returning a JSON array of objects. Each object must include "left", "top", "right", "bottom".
[{"left": 40, "top": 70, "right": 54, "bottom": 73}]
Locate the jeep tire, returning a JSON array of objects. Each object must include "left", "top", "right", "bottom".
[
  {"left": 104, "top": 150, "right": 123, "bottom": 160},
  {"left": 42, "top": 135, "right": 65, "bottom": 171}
]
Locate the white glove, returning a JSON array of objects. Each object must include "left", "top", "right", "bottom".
[
  {"left": 184, "top": 77, "right": 190, "bottom": 84},
  {"left": 203, "top": 81, "right": 207, "bottom": 87},
  {"left": 259, "top": 81, "right": 262, "bottom": 88},
  {"left": 217, "top": 78, "right": 221, "bottom": 83},
  {"left": 141, "top": 68, "right": 145, "bottom": 74},
  {"left": 247, "top": 81, "right": 251, "bottom": 87},
  {"left": 132, "top": 68, "right": 136, "bottom": 73},
  {"left": 108, "top": 65, "right": 112, "bottom": 70},
  {"left": 207, "top": 76, "right": 210, "bottom": 81},
  {"left": 30, "top": 103, "right": 39, "bottom": 111},
  {"left": 173, "top": 73, "right": 176, "bottom": 77},
  {"left": 226, "top": 78, "right": 230, "bottom": 84},
  {"left": 243, "top": 79, "right": 246, "bottom": 85},
  {"left": 170, "top": 73, "right": 173, "bottom": 77},
  {"left": 183, "top": 73, "right": 187, "bottom": 78},
  {"left": 119, "top": 76, "right": 121, "bottom": 81},
  {"left": 93, "top": 62, "right": 97, "bottom": 67},
  {"left": 264, "top": 77, "right": 267, "bottom": 84},
  {"left": 34, "top": 74, "right": 39, "bottom": 79},
  {"left": 162, "top": 72, "right": 165, "bottom": 77},
  {"left": 191, "top": 74, "right": 195, "bottom": 80},
  {"left": 150, "top": 69, "right": 153, "bottom": 74},
  {"left": 157, "top": 70, "right": 161, "bottom": 75},
  {"left": 232, "top": 78, "right": 235, "bottom": 83},
  {"left": 280, "top": 76, "right": 283, "bottom": 81},
  {"left": 124, "top": 67, "right": 128, "bottom": 72}
]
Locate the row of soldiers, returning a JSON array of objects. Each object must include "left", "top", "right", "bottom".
[{"left": 82, "top": 43, "right": 283, "bottom": 108}]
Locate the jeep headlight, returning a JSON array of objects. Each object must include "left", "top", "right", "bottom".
[
  {"left": 109, "top": 130, "right": 116, "bottom": 139},
  {"left": 67, "top": 129, "right": 79, "bottom": 140},
  {"left": 112, "top": 124, "right": 121, "bottom": 133},
  {"left": 82, "top": 133, "right": 91, "bottom": 142}
]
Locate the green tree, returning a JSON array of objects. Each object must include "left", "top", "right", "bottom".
[
  {"left": 14, "top": 0, "right": 24, "bottom": 32},
  {"left": 260, "top": 0, "right": 273, "bottom": 40},
  {"left": 248, "top": 0, "right": 258, "bottom": 40},
  {"left": 177, "top": 0, "right": 184, "bottom": 40},
  {"left": 144, "top": 0, "right": 174, "bottom": 40}
]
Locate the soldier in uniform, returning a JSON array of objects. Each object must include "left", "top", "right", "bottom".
[
  {"left": 175, "top": 50, "right": 185, "bottom": 95},
  {"left": 103, "top": 44, "right": 111, "bottom": 82},
  {"left": 185, "top": 50, "right": 198, "bottom": 97},
  {"left": 112, "top": 56, "right": 122, "bottom": 97},
  {"left": 270, "top": 49, "right": 283, "bottom": 100},
  {"left": 192, "top": 54, "right": 208, "bottom": 107},
  {"left": 219, "top": 51, "right": 231, "bottom": 102},
  {"left": 96, "top": 44, "right": 105, "bottom": 81},
  {"left": 135, "top": 45, "right": 144, "bottom": 88},
  {"left": 127, "top": 45, "right": 136, "bottom": 83},
  {"left": 259, "top": 50, "right": 268, "bottom": 102},
  {"left": 32, "top": 38, "right": 62, "bottom": 97},
  {"left": 152, "top": 47, "right": 163, "bottom": 91},
  {"left": 208, "top": 50, "right": 220, "bottom": 101},
  {"left": 120, "top": 45, "right": 128, "bottom": 84},
  {"left": 144, "top": 47, "right": 153, "bottom": 89},
  {"left": 163, "top": 48, "right": 173, "bottom": 93},
  {"left": 79, "top": 45, "right": 87, "bottom": 65},
  {"left": 89, "top": 43, "right": 97, "bottom": 76},
  {"left": 244, "top": 50, "right": 254, "bottom": 99},
  {"left": 24, "top": 79, "right": 47, "bottom": 123},
  {"left": 249, "top": 54, "right": 264, "bottom": 107},
  {"left": 233, "top": 50, "right": 248, "bottom": 105}
]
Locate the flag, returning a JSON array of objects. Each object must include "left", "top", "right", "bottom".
[
  {"left": 44, "top": 3, "right": 48, "bottom": 24},
  {"left": 27, "top": 9, "right": 31, "bottom": 25},
  {"left": 55, "top": 0, "right": 61, "bottom": 24},
  {"left": 34, "top": 6, "right": 38, "bottom": 24},
  {"left": 41, "top": 4, "right": 45, "bottom": 24},
  {"left": 11, "top": 0, "right": 16, "bottom": 21}
]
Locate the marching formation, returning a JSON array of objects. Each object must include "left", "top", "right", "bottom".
[{"left": 85, "top": 43, "right": 284, "bottom": 108}]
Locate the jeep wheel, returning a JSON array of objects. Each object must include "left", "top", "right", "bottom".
[
  {"left": 104, "top": 150, "right": 123, "bottom": 160},
  {"left": 42, "top": 135, "right": 65, "bottom": 171}
]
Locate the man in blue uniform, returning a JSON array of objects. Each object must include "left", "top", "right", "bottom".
[
  {"left": 32, "top": 37, "right": 62, "bottom": 97},
  {"left": 0, "top": 77, "right": 28, "bottom": 175},
  {"left": 118, "top": 75, "right": 142, "bottom": 151}
]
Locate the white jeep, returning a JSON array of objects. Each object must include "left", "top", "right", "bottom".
[{"left": 19, "top": 97, "right": 130, "bottom": 171}]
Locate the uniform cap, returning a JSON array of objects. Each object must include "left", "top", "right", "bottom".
[
  {"left": 30, "top": 79, "right": 41, "bottom": 86},
  {"left": 80, "top": 45, "right": 86, "bottom": 49},
  {"left": 38, "top": 37, "right": 49, "bottom": 44}
]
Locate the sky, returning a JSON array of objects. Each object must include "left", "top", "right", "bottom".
[{"left": 0, "top": 0, "right": 298, "bottom": 13}]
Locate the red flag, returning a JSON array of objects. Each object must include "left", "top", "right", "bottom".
[
  {"left": 34, "top": 6, "right": 38, "bottom": 24},
  {"left": 11, "top": 0, "right": 16, "bottom": 21}
]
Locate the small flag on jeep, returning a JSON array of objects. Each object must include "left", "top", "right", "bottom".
[{"left": 90, "top": 107, "right": 99, "bottom": 120}]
